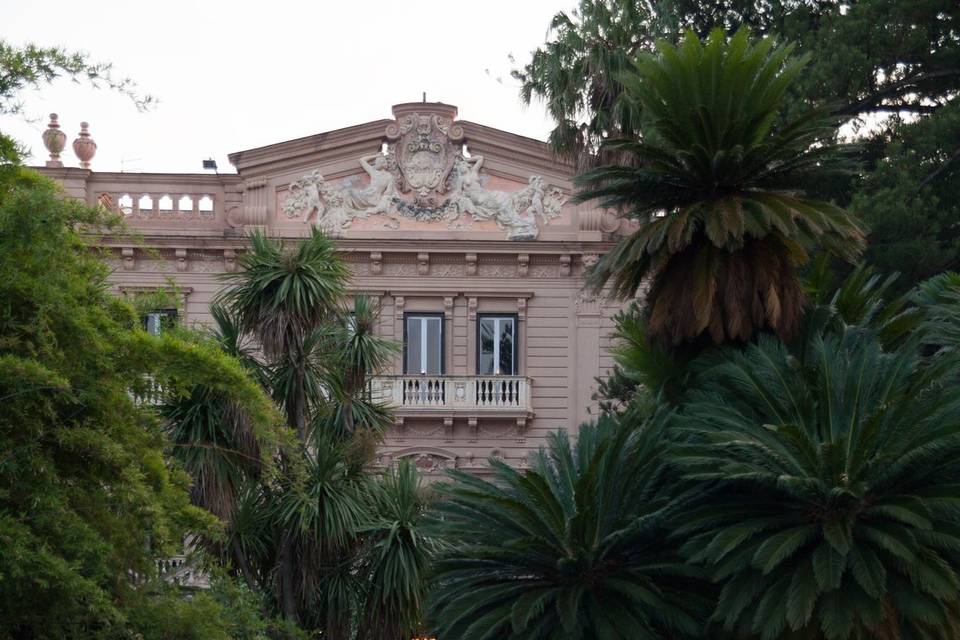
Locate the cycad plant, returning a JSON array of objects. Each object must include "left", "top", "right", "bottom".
[
  {"left": 576, "top": 28, "right": 864, "bottom": 351},
  {"left": 427, "top": 415, "right": 710, "bottom": 640},
  {"left": 673, "top": 329, "right": 960, "bottom": 639},
  {"left": 798, "top": 260, "right": 921, "bottom": 354}
]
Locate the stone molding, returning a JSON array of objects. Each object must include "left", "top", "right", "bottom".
[{"left": 101, "top": 246, "right": 605, "bottom": 280}]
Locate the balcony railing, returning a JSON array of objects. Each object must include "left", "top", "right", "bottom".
[{"left": 372, "top": 375, "right": 532, "bottom": 413}]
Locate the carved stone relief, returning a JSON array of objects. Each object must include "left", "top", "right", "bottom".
[
  {"left": 189, "top": 250, "right": 225, "bottom": 273},
  {"left": 476, "top": 263, "right": 518, "bottom": 278},
  {"left": 281, "top": 112, "right": 567, "bottom": 240}
]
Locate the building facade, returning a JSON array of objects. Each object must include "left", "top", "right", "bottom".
[{"left": 37, "top": 101, "right": 629, "bottom": 475}]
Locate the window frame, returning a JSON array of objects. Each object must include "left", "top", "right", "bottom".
[
  {"left": 142, "top": 308, "right": 179, "bottom": 336},
  {"left": 476, "top": 313, "right": 519, "bottom": 376},
  {"left": 402, "top": 312, "right": 445, "bottom": 375}
]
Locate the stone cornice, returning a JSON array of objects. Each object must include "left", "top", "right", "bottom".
[
  {"left": 90, "top": 233, "right": 617, "bottom": 255},
  {"left": 32, "top": 167, "right": 243, "bottom": 188},
  {"left": 227, "top": 120, "right": 394, "bottom": 173},
  {"left": 87, "top": 172, "right": 242, "bottom": 186},
  {"left": 458, "top": 121, "right": 574, "bottom": 179},
  {"left": 33, "top": 166, "right": 92, "bottom": 180}
]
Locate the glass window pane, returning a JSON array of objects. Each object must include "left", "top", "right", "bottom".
[
  {"left": 426, "top": 318, "right": 442, "bottom": 374},
  {"left": 479, "top": 319, "right": 495, "bottom": 375},
  {"left": 499, "top": 318, "right": 514, "bottom": 375},
  {"left": 478, "top": 316, "right": 516, "bottom": 375},
  {"left": 145, "top": 313, "right": 161, "bottom": 336},
  {"left": 406, "top": 316, "right": 443, "bottom": 374},
  {"left": 406, "top": 317, "right": 422, "bottom": 374}
]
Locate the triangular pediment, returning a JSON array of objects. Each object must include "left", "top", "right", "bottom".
[{"left": 227, "top": 102, "right": 586, "bottom": 242}]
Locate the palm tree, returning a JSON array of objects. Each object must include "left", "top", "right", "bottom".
[
  {"left": 672, "top": 329, "right": 960, "bottom": 639},
  {"left": 514, "top": 0, "right": 663, "bottom": 167},
  {"left": 273, "top": 428, "right": 369, "bottom": 636},
  {"left": 597, "top": 301, "right": 691, "bottom": 414},
  {"left": 576, "top": 28, "right": 864, "bottom": 351},
  {"left": 219, "top": 228, "right": 348, "bottom": 441},
  {"left": 162, "top": 304, "right": 266, "bottom": 520},
  {"left": 915, "top": 272, "right": 960, "bottom": 353},
  {"left": 427, "top": 415, "right": 710, "bottom": 639},
  {"left": 356, "top": 460, "right": 432, "bottom": 640},
  {"left": 213, "top": 229, "right": 351, "bottom": 625},
  {"left": 312, "top": 295, "right": 399, "bottom": 440},
  {"left": 166, "top": 229, "right": 424, "bottom": 635},
  {"left": 159, "top": 303, "right": 272, "bottom": 592}
]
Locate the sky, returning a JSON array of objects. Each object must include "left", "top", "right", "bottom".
[{"left": 2, "top": 0, "right": 571, "bottom": 174}]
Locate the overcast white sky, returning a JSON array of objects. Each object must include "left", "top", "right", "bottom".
[{"left": 2, "top": 0, "right": 570, "bottom": 173}]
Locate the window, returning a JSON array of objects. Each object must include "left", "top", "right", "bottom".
[
  {"left": 405, "top": 314, "right": 443, "bottom": 375},
  {"left": 143, "top": 309, "right": 178, "bottom": 336},
  {"left": 478, "top": 314, "right": 516, "bottom": 375}
]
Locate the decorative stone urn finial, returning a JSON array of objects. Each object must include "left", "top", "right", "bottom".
[
  {"left": 41, "top": 113, "right": 67, "bottom": 168},
  {"left": 72, "top": 121, "right": 97, "bottom": 169}
]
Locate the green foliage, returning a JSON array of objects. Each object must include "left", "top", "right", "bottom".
[
  {"left": 218, "top": 229, "right": 350, "bottom": 444},
  {"left": 672, "top": 329, "right": 960, "bottom": 639},
  {"left": 519, "top": 0, "right": 960, "bottom": 291},
  {"left": 427, "top": 415, "right": 710, "bottom": 640},
  {"left": 915, "top": 272, "right": 960, "bottom": 355},
  {"left": 577, "top": 28, "right": 863, "bottom": 349},
  {"left": 596, "top": 302, "right": 689, "bottom": 415},
  {"left": 127, "top": 575, "right": 304, "bottom": 640},
  {"left": 853, "top": 100, "right": 960, "bottom": 290},
  {"left": 162, "top": 229, "right": 419, "bottom": 638},
  {"left": 799, "top": 259, "right": 922, "bottom": 353},
  {"left": 0, "top": 39, "right": 154, "bottom": 116},
  {"left": 0, "top": 168, "right": 280, "bottom": 637},
  {"left": 356, "top": 460, "right": 433, "bottom": 640},
  {"left": 512, "top": 0, "right": 662, "bottom": 166},
  {"left": 220, "top": 229, "right": 348, "bottom": 361}
]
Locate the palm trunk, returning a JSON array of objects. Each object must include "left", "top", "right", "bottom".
[
  {"left": 279, "top": 353, "right": 306, "bottom": 631},
  {"left": 278, "top": 531, "right": 299, "bottom": 628},
  {"left": 230, "top": 537, "right": 258, "bottom": 592},
  {"left": 291, "top": 351, "right": 308, "bottom": 443}
]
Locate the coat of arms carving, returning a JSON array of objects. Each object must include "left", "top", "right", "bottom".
[{"left": 386, "top": 113, "right": 464, "bottom": 206}]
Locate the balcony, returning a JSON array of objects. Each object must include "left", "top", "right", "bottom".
[{"left": 372, "top": 375, "right": 533, "bottom": 417}]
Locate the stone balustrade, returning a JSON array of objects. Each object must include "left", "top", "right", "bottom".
[
  {"left": 156, "top": 555, "right": 209, "bottom": 590},
  {"left": 109, "top": 191, "right": 218, "bottom": 219},
  {"left": 372, "top": 375, "right": 532, "bottom": 414},
  {"left": 131, "top": 375, "right": 163, "bottom": 406}
]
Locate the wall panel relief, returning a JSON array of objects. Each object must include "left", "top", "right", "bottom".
[{"left": 280, "top": 111, "right": 567, "bottom": 239}]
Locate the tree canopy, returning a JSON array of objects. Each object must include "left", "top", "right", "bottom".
[
  {"left": 516, "top": 0, "right": 960, "bottom": 289},
  {"left": 0, "top": 167, "right": 281, "bottom": 637}
]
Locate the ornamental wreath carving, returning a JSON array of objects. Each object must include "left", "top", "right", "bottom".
[{"left": 282, "top": 112, "right": 567, "bottom": 240}]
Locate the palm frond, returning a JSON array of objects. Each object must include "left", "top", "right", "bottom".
[
  {"left": 427, "top": 414, "right": 711, "bottom": 639},
  {"left": 575, "top": 28, "right": 864, "bottom": 350},
  {"left": 673, "top": 328, "right": 960, "bottom": 638}
]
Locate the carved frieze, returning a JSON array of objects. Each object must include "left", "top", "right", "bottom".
[
  {"left": 476, "top": 263, "right": 517, "bottom": 278},
  {"left": 383, "top": 262, "right": 420, "bottom": 277},
  {"left": 528, "top": 264, "right": 555, "bottom": 279},
  {"left": 429, "top": 263, "right": 466, "bottom": 278}
]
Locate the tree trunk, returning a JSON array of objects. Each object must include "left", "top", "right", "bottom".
[
  {"left": 230, "top": 537, "right": 258, "bottom": 592},
  {"left": 290, "top": 354, "right": 308, "bottom": 443},
  {"left": 278, "top": 532, "right": 299, "bottom": 629}
]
